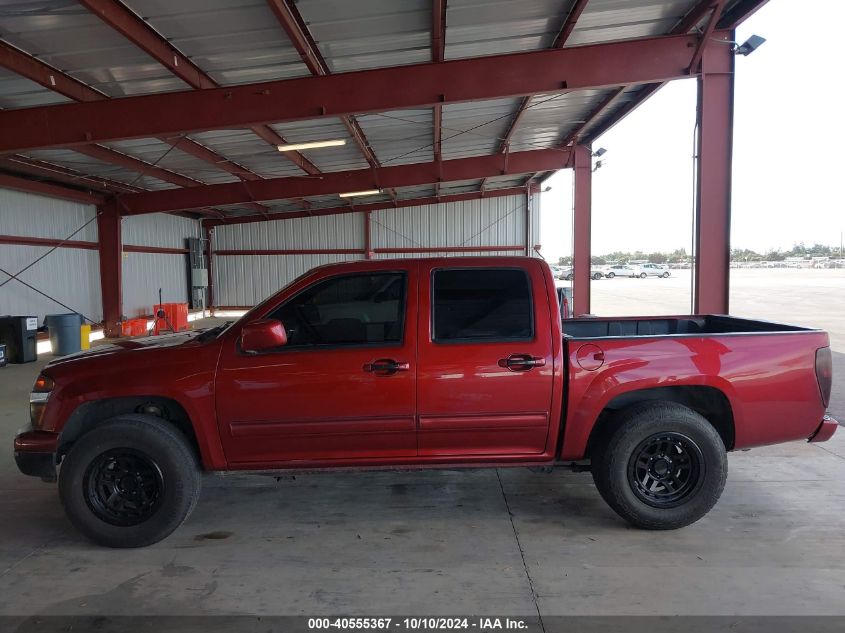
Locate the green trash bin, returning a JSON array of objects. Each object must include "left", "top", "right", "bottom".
[{"left": 44, "top": 313, "right": 83, "bottom": 356}]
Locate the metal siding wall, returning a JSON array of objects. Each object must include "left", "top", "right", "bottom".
[
  {"left": 213, "top": 214, "right": 364, "bottom": 307},
  {"left": 211, "top": 195, "right": 536, "bottom": 307},
  {"left": 121, "top": 214, "right": 200, "bottom": 318},
  {"left": 0, "top": 188, "right": 102, "bottom": 322},
  {"left": 370, "top": 195, "right": 526, "bottom": 251}
]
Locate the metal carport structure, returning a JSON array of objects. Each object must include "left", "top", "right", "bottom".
[{"left": 0, "top": 0, "right": 766, "bottom": 337}]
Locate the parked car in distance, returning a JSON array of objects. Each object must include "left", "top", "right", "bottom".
[
  {"left": 633, "top": 263, "right": 671, "bottom": 278},
  {"left": 14, "top": 257, "right": 838, "bottom": 547},
  {"left": 556, "top": 268, "right": 602, "bottom": 281},
  {"left": 605, "top": 264, "right": 634, "bottom": 278}
]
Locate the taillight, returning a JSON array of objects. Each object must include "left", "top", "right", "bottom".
[
  {"left": 30, "top": 374, "right": 54, "bottom": 428},
  {"left": 815, "top": 347, "right": 832, "bottom": 408}
]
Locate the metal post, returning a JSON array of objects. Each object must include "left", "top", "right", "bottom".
[
  {"left": 364, "top": 210, "right": 373, "bottom": 259},
  {"left": 97, "top": 203, "right": 122, "bottom": 337},
  {"left": 693, "top": 36, "right": 735, "bottom": 314},
  {"left": 573, "top": 145, "right": 592, "bottom": 315},
  {"left": 525, "top": 187, "right": 532, "bottom": 256},
  {"left": 204, "top": 223, "right": 215, "bottom": 314}
]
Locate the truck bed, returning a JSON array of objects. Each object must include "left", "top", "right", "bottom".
[{"left": 562, "top": 315, "right": 812, "bottom": 339}]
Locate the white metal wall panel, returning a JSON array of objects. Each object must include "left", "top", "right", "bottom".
[
  {"left": 211, "top": 194, "right": 541, "bottom": 307},
  {"left": 213, "top": 253, "right": 365, "bottom": 307},
  {"left": 370, "top": 195, "right": 528, "bottom": 250},
  {"left": 121, "top": 214, "right": 200, "bottom": 318},
  {"left": 0, "top": 188, "right": 101, "bottom": 323},
  {"left": 212, "top": 213, "right": 364, "bottom": 306},
  {"left": 214, "top": 214, "right": 363, "bottom": 250}
]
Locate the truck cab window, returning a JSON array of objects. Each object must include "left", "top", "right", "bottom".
[
  {"left": 432, "top": 268, "right": 533, "bottom": 341},
  {"left": 269, "top": 272, "right": 405, "bottom": 347}
]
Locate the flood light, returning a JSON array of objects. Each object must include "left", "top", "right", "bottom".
[{"left": 736, "top": 35, "right": 766, "bottom": 56}]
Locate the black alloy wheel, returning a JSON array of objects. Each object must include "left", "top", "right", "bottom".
[
  {"left": 84, "top": 448, "right": 165, "bottom": 526},
  {"left": 626, "top": 433, "right": 704, "bottom": 508}
]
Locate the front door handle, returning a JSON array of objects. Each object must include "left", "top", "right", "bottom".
[
  {"left": 498, "top": 354, "right": 546, "bottom": 372},
  {"left": 363, "top": 358, "right": 410, "bottom": 375}
]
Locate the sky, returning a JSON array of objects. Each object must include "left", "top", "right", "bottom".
[{"left": 539, "top": 0, "right": 845, "bottom": 260}]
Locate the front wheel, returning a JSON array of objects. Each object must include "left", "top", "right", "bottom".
[
  {"left": 662, "top": 272, "right": 670, "bottom": 278},
  {"left": 639, "top": 272, "right": 647, "bottom": 279},
  {"left": 591, "top": 402, "right": 727, "bottom": 530},
  {"left": 59, "top": 415, "right": 201, "bottom": 547},
  {"left": 607, "top": 272, "right": 615, "bottom": 279}
]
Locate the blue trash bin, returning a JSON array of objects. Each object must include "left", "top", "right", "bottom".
[{"left": 44, "top": 313, "right": 83, "bottom": 356}]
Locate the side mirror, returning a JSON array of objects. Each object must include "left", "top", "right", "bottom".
[{"left": 241, "top": 319, "right": 287, "bottom": 354}]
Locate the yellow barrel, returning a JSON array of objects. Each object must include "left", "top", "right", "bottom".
[{"left": 80, "top": 324, "right": 91, "bottom": 350}]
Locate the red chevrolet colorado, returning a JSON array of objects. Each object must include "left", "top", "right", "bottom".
[{"left": 15, "top": 257, "right": 838, "bottom": 547}]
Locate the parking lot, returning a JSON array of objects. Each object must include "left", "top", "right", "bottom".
[{"left": 2, "top": 267, "right": 843, "bottom": 619}]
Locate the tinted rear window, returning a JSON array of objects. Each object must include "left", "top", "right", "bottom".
[{"left": 432, "top": 268, "right": 533, "bottom": 341}]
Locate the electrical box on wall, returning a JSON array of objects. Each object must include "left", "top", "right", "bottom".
[{"left": 191, "top": 268, "right": 208, "bottom": 288}]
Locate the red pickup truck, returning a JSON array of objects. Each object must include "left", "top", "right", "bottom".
[{"left": 15, "top": 257, "right": 838, "bottom": 547}]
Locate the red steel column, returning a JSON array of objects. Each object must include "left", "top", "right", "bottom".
[
  {"left": 573, "top": 145, "right": 592, "bottom": 315},
  {"left": 694, "top": 39, "right": 735, "bottom": 314},
  {"left": 97, "top": 203, "right": 122, "bottom": 337},
  {"left": 364, "top": 210, "right": 373, "bottom": 259},
  {"left": 204, "top": 223, "right": 215, "bottom": 314}
]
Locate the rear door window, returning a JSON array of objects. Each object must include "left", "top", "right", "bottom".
[{"left": 432, "top": 268, "right": 533, "bottom": 342}]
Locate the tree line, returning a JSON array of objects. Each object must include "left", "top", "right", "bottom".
[{"left": 555, "top": 243, "right": 843, "bottom": 266}]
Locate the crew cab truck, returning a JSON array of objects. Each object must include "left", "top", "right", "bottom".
[{"left": 15, "top": 257, "right": 838, "bottom": 547}]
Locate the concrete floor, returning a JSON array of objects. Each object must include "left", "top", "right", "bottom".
[{"left": 2, "top": 344, "right": 844, "bottom": 617}]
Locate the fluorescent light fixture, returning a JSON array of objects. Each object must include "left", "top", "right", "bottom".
[
  {"left": 338, "top": 189, "right": 382, "bottom": 198},
  {"left": 277, "top": 139, "right": 346, "bottom": 152}
]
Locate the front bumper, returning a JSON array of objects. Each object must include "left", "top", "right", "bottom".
[
  {"left": 808, "top": 414, "right": 841, "bottom": 443},
  {"left": 14, "top": 428, "right": 59, "bottom": 482}
]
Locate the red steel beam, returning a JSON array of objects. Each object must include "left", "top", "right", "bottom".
[
  {"left": 431, "top": 0, "right": 447, "bottom": 197},
  {"left": 77, "top": 0, "right": 319, "bottom": 176},
  {"left": 495, "top": 0, "right": 589, "bottom": 156},
  {"left": 97, "top": 204, "right": 122, "bottom": 337},
  {"left": 0, "top": 234, "right": 97, "bottom": 250},
  {"left": 0, "top": 32, "right": 722, "bottom": 153},
  {"left": 717, "top": 0, "right": 769, "bottom": 28},
  {"left": 0, "top": 172, "right": 104, "bottom": 205},
  {"left": 116, "top": 149, "right": 571, "bottom": 215},
  {"left": 572, "top": 145, "right": 592, "bottom": 315},
  {"left": 687, "top": 1, "right": 727, "bottom": 73},
  {"left": 73, "top": 144, "right": 202, "bottom": 188},
  {"left": 0, "top": 155, "right": 143, "bottom": 195},
  {"left": 265, "top": 0, "right": 390, "bottom": 198},
  {"left": 566, "top": 0, "right": 730, "bottom": 148},
  {"left": 0, "top": 36, "right": 272, "bottom": 201},
  {"left": 693, "top": 43, "right": 735, "bottom": 314},
  {"left": 206, "top": 187, "right": 526, "bottom": 227}
]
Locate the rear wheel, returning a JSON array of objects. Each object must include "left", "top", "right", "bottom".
[
  {"left": 591, "top": 402, "right": 727, "bottom": 529},
  {"left": 662, "top": 272, "right": 670, "bottom": 278},
  {"left": 59, "top": 415, "right": 201, "bottom": 547},
  {"left": 639, "top": 272, "right": 647, "bottom": 279},
  {"left": 607, "top": 272, "right": 615, "bottom": 279},
  {"left": 592, "top": 272, "right": 602, "bottom": 280}
]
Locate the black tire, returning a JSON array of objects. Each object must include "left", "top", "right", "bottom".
[
  {"left": 59, "top": 414, "right": 201, "bottom": 548},
  {"left": 607, "top": 272, "right": 615, "bottom": 279},
  {"left": 639, "top": 272, "right": 647, "bottom": 279},
  {"left": 592, "top": 273, "right": 602, "bottom": 280},
  {"left": 565, "top": 273, "right": 573, "bottom": 281},
  {"left": 662, "top": 272, "right": 670, "bottom": 278},
  {"left": 591, "top": 402, "right": 727, "bottom": 530}
]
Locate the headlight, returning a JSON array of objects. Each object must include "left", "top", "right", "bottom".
[{"left": 30, "top": 374, "right": 54, "bottom": 428}]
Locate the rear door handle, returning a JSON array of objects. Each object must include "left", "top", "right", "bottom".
[
  {"left": 363, "top": 358, "right": 410, "bottom": 375},
  {"left": 498, "top": 354, "right": 546, "bottom": 372}
]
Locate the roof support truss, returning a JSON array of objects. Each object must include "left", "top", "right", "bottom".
[{"left": 0, "top": 31, "right": 729, "bottom": 154}]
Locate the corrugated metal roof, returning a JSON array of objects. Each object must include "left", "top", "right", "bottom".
[
  {"left": 0, "top": 0, "right": 758, "bottom": 217},
  {"left": 22, "top": 148, "right": 177, "bottom": 190},
  {"left": 0, "top": 65, "right": 69, "bottom": 108},
  {"left": 127, "top": 0, "right": 312, "bottom": 85},
  {"left": 0, "top": 0, "right": 190, "bottom": 97},
  {"left": 296, "top": 0, "right": 432, "bottom": 72}
]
